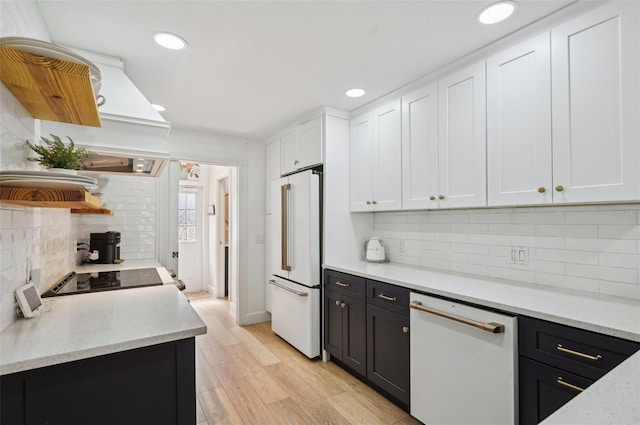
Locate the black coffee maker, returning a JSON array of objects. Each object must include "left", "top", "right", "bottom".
[{"left": 90, "top": 231, "right": 121, "bottom": 264}]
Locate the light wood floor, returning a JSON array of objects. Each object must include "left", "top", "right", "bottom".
[{"left": 190, "top": 296, "right": 422, "bottom": 425}]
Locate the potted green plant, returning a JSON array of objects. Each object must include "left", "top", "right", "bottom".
[{"left": 26, "top": 134, "right": 90, "bottom": 173}]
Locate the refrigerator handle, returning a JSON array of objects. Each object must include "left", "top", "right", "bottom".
[{"left": 281, "top": 183, "right": 292, "bottom": 271}]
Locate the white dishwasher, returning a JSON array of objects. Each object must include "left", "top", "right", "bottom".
[{"left": 410, "top": 292, "right": 517, "bottom": 425}]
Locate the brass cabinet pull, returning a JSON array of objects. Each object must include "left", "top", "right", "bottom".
[
  {"left": 294, "top": 159, "right": 299, "bottom": 165},
  {"left": 555, "top": 185, "right": 564, "bottom": 192},
  {"left": 335, "top": 300, "right": 341, "bottom": 306},
  {"left": 439, "top": 195, "right": 445, "bottom": 200},
  {"left": 378, "top": 293, "right": 397, "bottom": 302},
  {"left": 280, "top": 183, "right": 292, "bottom": 271},
  {"left": 557, "top": 344, "right": 602, "bottom": 361},
  {"left": 334, "top": 281, "right": 349, "bottom": 287},
  {"left": 557, "top": 377, "right": 585, "bottom": 393},
  {"left": 429, "top": 196, "right": 436, "bottom": 201},
  {"left": 402, "top": 326, "right": 409, "bottom": 334},
  {"left": 409, "top": 301, "right": 505, "bottom": 333},
  {"left": 372, "top": 200, "right": 377, "bottom": 205},
  {"left": 366, "top": 201, "right": 371, "bottom": 205},
  {"left": 340, "top": 302, "right": 347, "bottom": 309},
  {"left": 538, "top": 187, "right": 546, "bottom": 193}
]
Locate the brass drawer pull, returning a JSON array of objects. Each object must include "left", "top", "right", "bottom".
[
  {"left": 557, "top": 377, "right": 585, "bottom": 393},
  {"left": 340, "top": 302, "right": 347, "bottom": 309},
  {"left": 378, "top": 293, "right": 397, "bottom": 302},
  {"left": 334, "top": 281, "right": 349, "bottom": 287},
  {"left": 557, "top": 344, "right": 602, "bottom": 361},
  {"left": 402, "top": 326, "right": 409, "bottom": 334},
  {"left": 335, "top": 300, "right": 341, "bottom": 306},
  {"left": 410, "top": 301, "right": 505, "bottom": 333}
]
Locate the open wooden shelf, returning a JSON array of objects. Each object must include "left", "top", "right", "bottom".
[
  {"left": 0, "top": 187, "right": 102, "bottom": 209},
  {"left": 0, "top": 46, "right": 101, "bottom": 127},
  {"left": 70, "top": 208, "right": 113, "bottom": 215}
]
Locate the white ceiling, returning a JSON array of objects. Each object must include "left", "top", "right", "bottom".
[{"left": 36, "top": 0, "right": 575, "bottom": 140}]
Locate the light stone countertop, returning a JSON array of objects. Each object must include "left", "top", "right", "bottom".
[
  {"left": 0, "top": 285, "right": 206, "bottom": 375},
  {"left": 324, "top": 260, "right": 640, "bottom": 425}
]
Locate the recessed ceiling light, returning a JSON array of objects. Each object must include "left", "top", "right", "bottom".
[
  {"left": 151, "top": 104, "right": 166, "bottom": 112},
  {"left": 345, "top": 88, "right": 366, "bottom": 98},
  {"left": 478, "top": 1, "right": 518, "bottom": 25},
  {"left": 153, "top": 32, "right": 188, "bottom": 50}
]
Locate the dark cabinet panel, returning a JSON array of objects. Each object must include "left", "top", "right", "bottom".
[
  {"left": 1, "top": 338, "right": 196, "bottom": 425},
  {"left": 519, "top": 357, "right": 594, "bottom": 425},
  {"left": 343, "top": 295, "right": 367, "bottom": 376},
  {"left": 518, "top": 316, "right": 640, "bottom": 424},
  {"left": 367, "top": 305, "right": 410, "bottom": 405},
  {"left": 325, "top": 289, "right": 345, "bottom": 359},
  {"left": 519, "top": 316, "right": 640, "bottom": 381},
  {"left": 325, "top": 269, "right": 366, "bottom": 298},
  {"left": 324, "top": 288, "right": 366, "bottom": 377}
]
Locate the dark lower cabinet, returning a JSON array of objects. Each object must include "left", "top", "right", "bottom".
[
  {"left": 519, "top": 357, "right": 594, "bottom": 425},
  {"left": 367, "top": 304, "right": 410, "bottom": 406},
  {"left": 1, "top": 338, "right": 196, "bottom": 425},
  {"left": 518, "top": 316, "right": 640, "bottom": 424},
  {"left": 324, "top": 288, "right": 367, "bottom": 377}
]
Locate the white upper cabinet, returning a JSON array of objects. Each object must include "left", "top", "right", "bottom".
[
  {"left": 349, "top": 111, "right": 374, "bottom": 212},
  {"left": 551, "top": 2, "right": 640, "bottom": 203},
  {"left": 438, "top": 62, "right": 487, "bottom": 208},
  {"left": 401, "top": 82, "right": 439, "bottom": 210},
  {"left": 265, "top": 139, "right": 281, "bottom": 214},
  {"left": 280, "top": 116, "right": 323, "bottom": 175},
  {"left": 487, "top": 33, "right": 552, "bottom": 206},
  {"left": 372, "top": 100, "right": 402, "bottom": 211},
  {"left": 350, "top": 100, "right": 402, "bottom": 212}
]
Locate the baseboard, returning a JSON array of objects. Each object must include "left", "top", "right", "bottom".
[{"left": 239, "top": 310, "right": 271, "bottom": 325}]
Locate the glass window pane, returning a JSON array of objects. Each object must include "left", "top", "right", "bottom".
[
  {"left": 178, "top": 226, "right": 187, "bottom": 242},
  {"left": 178, "top": 210, "right": 186, "bottom": 225},
  {"left": 187, "top": 226, "right": 196, "bottom": 242},
  {"left": 178, "top": 193, "right": 186, "bottom": 209},
  {"left": 186, "top": 193, "right": 195, "bottom": 209},
  {"left": 187, "top": 210, "right": 195, "bottom": 225}
]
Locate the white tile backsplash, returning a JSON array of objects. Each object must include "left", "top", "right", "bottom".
[
  {"left": 374, "top": 205, "right": 640, "bottom": 300},
  {"left": 73, "top": 174, "right": 157, "bottom": 262}
]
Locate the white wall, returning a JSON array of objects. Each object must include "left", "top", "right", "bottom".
[
  {"left": 0, "top": 0, "right": 75, "bottom": 331},
  {"left": 373, "top": 205, "right": 640, "bottom": 300}
]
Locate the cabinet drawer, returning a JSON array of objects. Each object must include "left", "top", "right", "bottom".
[
  {"left": 519, "top": 356, "right": 594, "bottom": 425},
  {"left": 366, "top": 279, "right": 410, "bottom": 317},
  {"left": 519, "top": 316, "right": 640, "bottom": 380},
  {"left": 324, "top": 270, "right": 365, "bottom": 299}
]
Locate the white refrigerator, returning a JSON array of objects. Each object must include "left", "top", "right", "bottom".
[{"left": 269, "top": 169, "right": 321, "bottom": 358}]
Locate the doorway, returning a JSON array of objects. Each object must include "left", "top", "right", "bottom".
[{"left": 169, "top": 160, "right": 237, "bottom": 316}]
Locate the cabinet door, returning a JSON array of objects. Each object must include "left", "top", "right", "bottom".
[
  {"left": 487, "top": 33, "right": 552, "bottom": 206},
  {"left": 350, "top": 111, "right": 374, "bottom": 211},
  {"left": 402, "top": 83, "right": 439, "bottom": 210},
  {"left": 372, "top": 99, "right": 402, "bottom": 211},
  {"left": 280, "top": 129, "right": 299, "bottom": 175},
  {"left": 265, "top": 140, "right": 281, "bottom": 214},
  {"left": 324, "top": 289, "right": 344, "bottom": 360},
  {"left": 519, "top": 357, "right": 593, "bottom": 425},
  {"left": 343, "top": 296, "right": 367, "bottom": 377},
  {"left": 552, "top": 2, "right": 640, "bottom": 203},
  {"left": 367, "top": 305, "right": 410, "bottom": 406},
  {"left": 298, "top": 116, "right": 323, "bottom": 169},
  {"left": 438, "top": 62, "right": 487, "bottom": 208}
]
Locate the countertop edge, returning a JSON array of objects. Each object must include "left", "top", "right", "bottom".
[
  {"left": 0, "top": 325, "right": 206, "bottom": 376},
  {"left": 324, "top": 262, "right": 640, "bottom": 342}
]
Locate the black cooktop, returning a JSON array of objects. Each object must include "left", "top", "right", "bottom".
[{"left": 42, "top": 268, "right": 164, "bottom": 297}]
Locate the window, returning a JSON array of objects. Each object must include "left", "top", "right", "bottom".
[{"left": 178, "top": 192, "right": 196, "bottom": 242}]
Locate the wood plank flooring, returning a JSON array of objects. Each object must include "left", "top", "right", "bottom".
[{"left": 190, "top": 297, "right": 421, "bottom": 425}]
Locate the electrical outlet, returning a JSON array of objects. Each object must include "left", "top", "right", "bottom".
[
  {"left": 398, "top": 240, "right": 406, "bottom": 253},
  {"left": 509, "top": 246, "right": 528, "bottom": 265}
]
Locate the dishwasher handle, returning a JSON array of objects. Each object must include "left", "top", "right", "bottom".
[{"left": 409, "top": 301, "right": 505, "bottom": 334}]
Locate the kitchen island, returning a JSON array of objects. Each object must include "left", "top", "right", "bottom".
[
  {"left": 325, "top": 260, "right": 640, "bottom": 425},
  {"left": 0, "top": 284, "right": 206, "bottom": 424}
]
